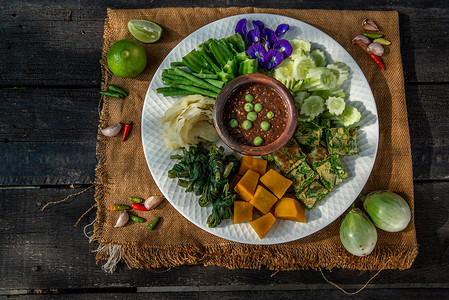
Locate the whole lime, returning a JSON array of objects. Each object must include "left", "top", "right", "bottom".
[{"left": 107, "top": 39, "right": 147, "bottom": 78}]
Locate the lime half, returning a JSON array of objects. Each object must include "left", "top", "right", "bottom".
[{"left": 127, "top": 19, "right": 162, "bottom": 43}]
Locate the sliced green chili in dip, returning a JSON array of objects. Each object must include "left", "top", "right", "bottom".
[{"left": 223, "top": 82, "right": 287, "bottom": 147}]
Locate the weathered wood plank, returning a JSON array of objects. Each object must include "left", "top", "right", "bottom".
[
  {"left": 406, "top": 84, "right": 449, "bottom": 180},
  {"left": 3, "top": 288, "right": 449, "bottom": 299},
  {"left": 0, "top": 87, "right": 99, "bottom": 143},
  {"left": 0, "top": 181, "right": 447, "bottom": 290},
  {"left": 0, "top": 83, "right": 447, "bottom": 185},
  {"left": 0, "top": 142, "right": 96, "bottom": 185},
  {"left": 0, "top": 1, "right": 447, "bottom": 86}
]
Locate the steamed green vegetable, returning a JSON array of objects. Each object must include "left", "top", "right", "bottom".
[
  {"left": 168, "top": 143, "right": 239, "bottom": 228},
  {"left": 340, "top": 207, "right": 377, "bottom": 256},
  {"left": 362, "top": 191, "right": 411, "bottom": 232}
]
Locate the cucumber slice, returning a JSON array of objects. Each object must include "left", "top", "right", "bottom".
[
  {"left": 312, "top": 88, "right": 346, "bottom": 100},
  {"left": 310, "top": 48, "right": 326, "bottom": 67},
  {"left": 293, "top": 55, "right": 316, "bottom": 80},
  {"left": 300, "top": 67, "right": 338, "bottom": 91},
  {"left": 300, "top": 95, "right": 325, "bottom": 117},
  {"left": 326, "top": 96, "right": 346, "bottom": 115},
  {"left": 327, "top": 62, "right": 349, "bottom": 87},
  {"left": 298, "top": 113, "right": 315, "bottom": 122},
  {"left": 332, "top": 105, "right": 361, "bottom": 127},
  {"left": 294, "top": 91, "right": 309, "bottom": 108},
  {"left": 290, "top": 38, "right": 311, "bottom": 55},
  {"left": 274, "top": 58, "right": 296, "bottom": 90}
]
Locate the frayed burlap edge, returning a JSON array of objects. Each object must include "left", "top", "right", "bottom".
[
  {"left": 93, "top": 242, "right": 418, "bottom": 271},
  {"left": 90, "top": 10, "right": 113, "bottom": 253}
]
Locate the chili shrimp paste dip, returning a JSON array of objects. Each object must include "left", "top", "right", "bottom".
[{"left": 223, "top": 82, "right": 287, "bottom": 147}]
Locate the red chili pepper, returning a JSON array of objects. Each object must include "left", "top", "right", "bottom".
[
  {"left": 122, "top": 122, "right": 132, "bottom": 142},
  {"left": 108, "top": 204, "right": 131, "bottom": 211},
  {"left": 370, "top": 53, "right": 385, "bottom": 70},
  {"left": 131, "top": 202, "right": 148, "bottom": 211}
]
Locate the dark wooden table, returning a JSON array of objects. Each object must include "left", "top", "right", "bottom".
[{"left": 1, "top": 1, "right": 448, "bottom": 299}]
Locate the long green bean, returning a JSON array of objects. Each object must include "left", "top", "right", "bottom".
[{"left": 173, "top": 67, "right": 221, "bottom": 94}]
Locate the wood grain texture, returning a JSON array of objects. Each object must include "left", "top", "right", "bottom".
[
  {"left": 0, "top": 182, "right": 447, "bottom": 290},
  {"left": 4, "top": 289, "right": 449, "bottom": 299},
  {"left": 0, "top": 1, "right": 447, "bottom": 86}
]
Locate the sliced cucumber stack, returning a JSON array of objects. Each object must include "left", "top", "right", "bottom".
[
  {"left": 293, "top": 55, "right": 316, "bottom": 80},
  {"left": 310, "top": 48, "right": 327, "bottom": 67}
]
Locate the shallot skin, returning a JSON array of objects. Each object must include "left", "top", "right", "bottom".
[
  {"left": 362, "top": 18, "right": 379, "bottom": 31},
  {"left": 114, "top": 211, "right": 129, "bottom": 227},
  {"left": 368, "top": 42, "right": 385, "bottom": 56},
  {"left": 352, "top": 35, "right": 371, "bottom": 48},
  {"left": 100, "top": 123, "right": 122, "bottom": 137},
  {"left": 144, "top": 196, "right": 165, "bottom": 210}
]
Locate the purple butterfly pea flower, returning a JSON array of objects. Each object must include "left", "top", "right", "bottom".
[
  {"left": 247, "top": 43, "right": 266, "bottom": 61},
  {"left": 273, "top": 39, "right": 293, "bottom": 59},
  {"left": 275, "top": 24, "right": 290, "bottom": 39},
  {"left": 264, "top": 49, "right": 284, "bottom": 71},
  {"left": 235, "top": 19, "right": 248, "bottom": 41},
  {"left": 262, "top": 28, "right": 277, "bottom": 50},
  {"left": 247, "top": 29, "right": 261, "bottom": 45},
  {"left": 252, "top": 20, "right": 265, "bottom": 33}
]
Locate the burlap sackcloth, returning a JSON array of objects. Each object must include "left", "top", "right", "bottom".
[{"left": 92, "top": 7, "right": 418, "bottom": 271}]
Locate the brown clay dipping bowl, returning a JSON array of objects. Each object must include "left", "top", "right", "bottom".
[{"left": 214, "top": 73, "right": 297, "bottom": 156}]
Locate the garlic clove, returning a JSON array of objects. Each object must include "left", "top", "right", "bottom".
[
  {"left": 368, "top": 42, "right": 385, "bottom": 56},
  {"left": 352, "top": 35, "right": 371, "bottom": 48},
  {"left": 362, "top": 19, "right": 379, "bottom": 31},
  {"left": 100, "top": 123, "right": 122, "bottom": 137},
  {"left": 144, "top": 196, "right": 165, "bottom": 210},
  {"left": 114, "top": 211, "right": 129, "bottom": 227}
]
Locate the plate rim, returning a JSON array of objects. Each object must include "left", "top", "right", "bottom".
[{"left": 141, "top": 13, "right": 379, "bottom": 245}]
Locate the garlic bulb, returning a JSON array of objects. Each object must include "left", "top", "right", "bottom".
[
  {"left": 100, "top": 123, "right": 122, "bottom": 137},
  {"left": 362, "top": 19, "right": 379, "bottom": 31},
  {"left": 352, "top": 35, "right": 371, "bottom": 48},
  {"left": 368, "top": 42, "right": 385, "bottom": 56}
]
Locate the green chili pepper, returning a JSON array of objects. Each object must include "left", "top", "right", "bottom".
[
  {"left": 363, "top": 33, "right": 383, "bottom": 39},
  {"left": 99, "top": 91, "right": 123, "bottom": 98},
  {"left": 129, "top": 197, "right": 143, "bottom": 204},
  {"left": 226, "top": 33, "right": 246, "bottom": 53},
  {"left": 147, "top": 217, "right": 160, "bottom": 230},
  {"left": 129, "top": 213, "right": 146, "bottom": 223},
  {"left": 108, "top": 204, "right": 131, "bottom": 211},
  {"left": 239, "top": 58, "right": 258, "bottom": 75},
  {"left": 373, "top": 38, "right": 392, "bottom": 45},
  {"left": 107, "top": 84, "right": 128, "bottom": 97}
]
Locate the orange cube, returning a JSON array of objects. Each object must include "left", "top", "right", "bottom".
[
  {"left": 238, "top": 156, "right": 267, "bottom": 176},
  {"left": 250, "top": 213, "right": 277, "bottom": 239},
  {"left": 274, "top": 197, "right": 306, "bottom": 223},
  {"left": 260, "top": 169, "right": 293, "bottom": 199},
  {"left": 233, "top": 201, "right": 253, "bottom": 224},
  {"left": 234, "top": 169, "right": 259, "bottom": 202},
  {"left": 249, "top": 185, "right": 278, "bottom": 214}
]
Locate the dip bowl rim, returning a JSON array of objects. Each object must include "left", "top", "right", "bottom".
[{"left": 213, "top": 73, "right": 297, "bottom": 156}]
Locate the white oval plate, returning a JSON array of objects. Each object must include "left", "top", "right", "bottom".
[{"left": 141, "top": 13, "right": 379, "bottom": 245}]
